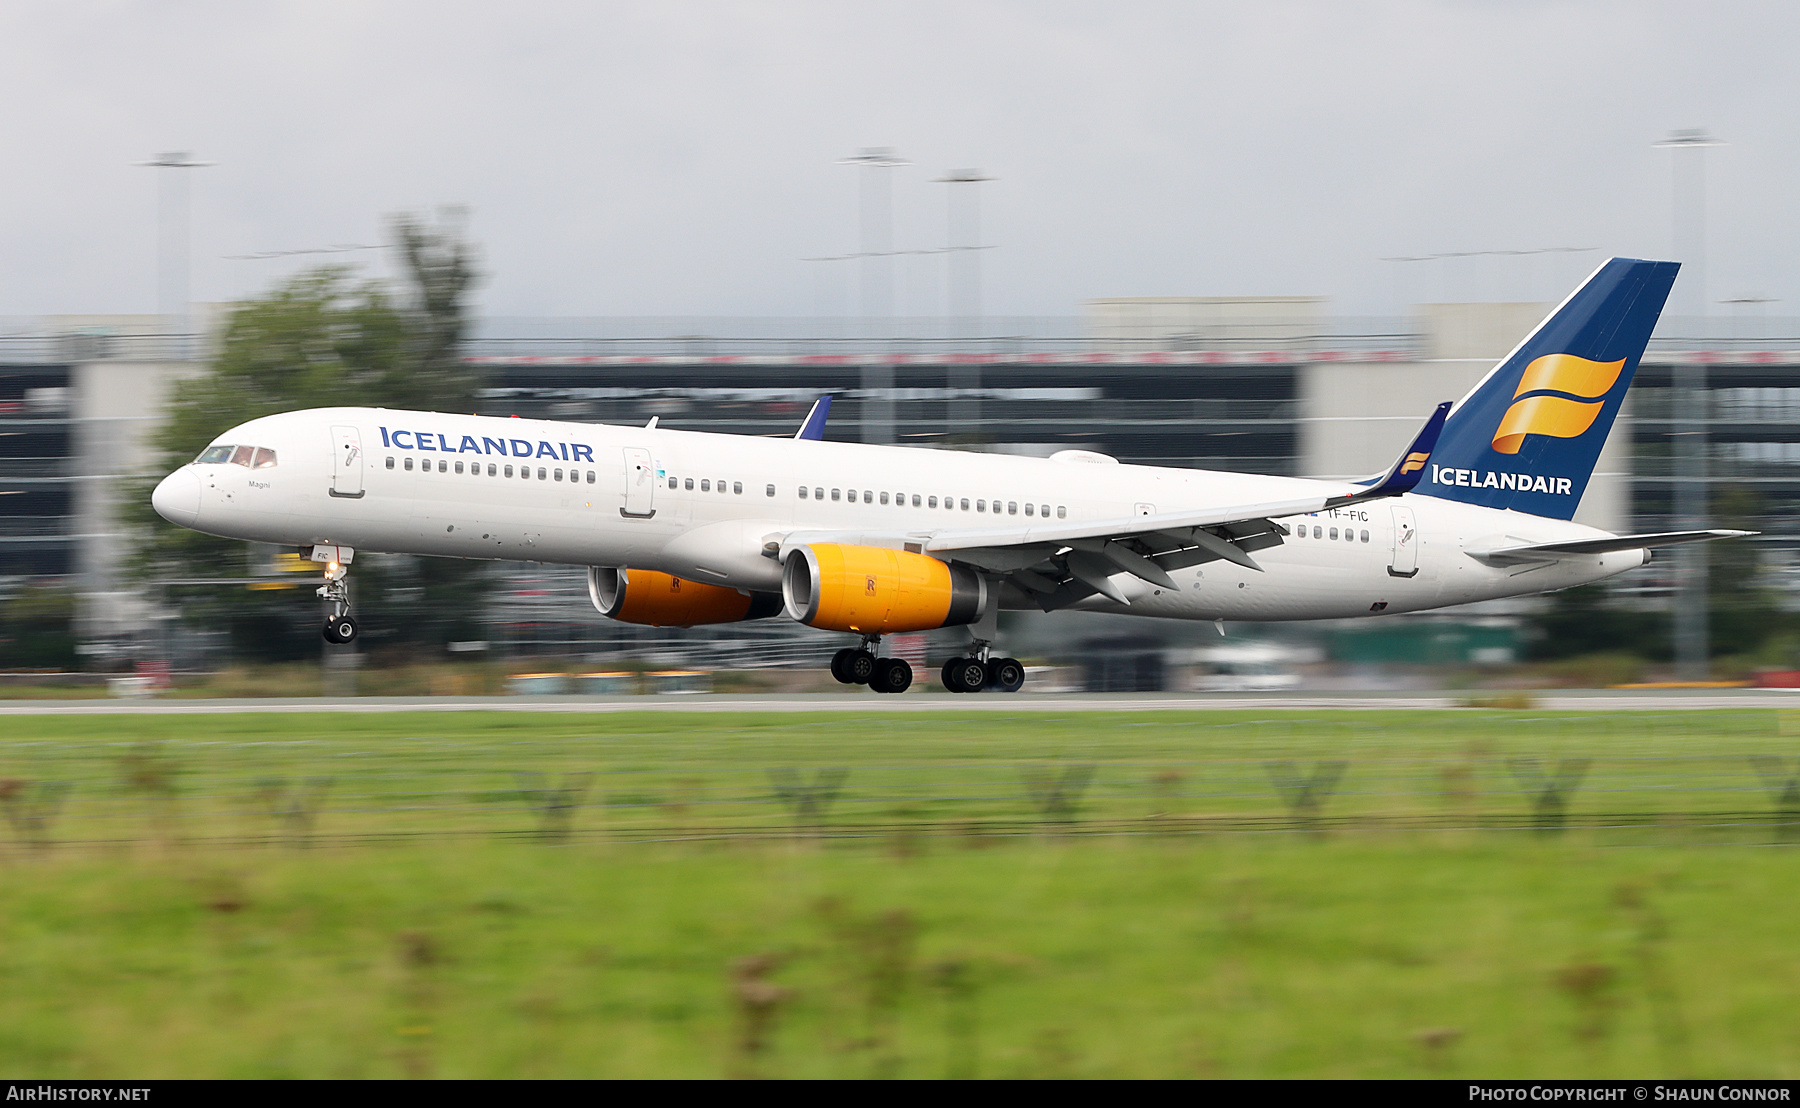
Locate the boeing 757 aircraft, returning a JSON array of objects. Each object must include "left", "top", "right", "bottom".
[{"left": 152, "top": 258, "right": 1746, "bottom": 693}]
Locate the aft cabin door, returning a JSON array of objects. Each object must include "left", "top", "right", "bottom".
[
  {"left": 1388, "top": 504, "right": 1419, "bottom": 578},
  {"left": 621, "top": 447, "right": 656, "bottom": 518},
  {"left": 330, "top": 425, "right": 365, "bottom": 498}
]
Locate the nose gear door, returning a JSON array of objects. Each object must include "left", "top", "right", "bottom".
[
  {"left": 1388, "top": 504, "right": 1419, "bottom": 578},
  {"left": 330, "top": 425, "right": 365, "bottom": 498},
  {"left": 621, "top": 447, "right": 656, "bottom": 518}
]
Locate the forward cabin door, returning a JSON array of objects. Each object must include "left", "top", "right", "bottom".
[
  {"left": 1388, "top": 504, "right": 1419, "bottom": 578},
  {"left": 329, "top": 425, "right": 365, "bottom": 498},
  {"left": 621, "top": 447, "right": 656, "bottom": 518}
]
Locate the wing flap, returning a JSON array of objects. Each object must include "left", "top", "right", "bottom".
[{"left": 1468, "top": 529, "right": 1754, "bottom": 565}]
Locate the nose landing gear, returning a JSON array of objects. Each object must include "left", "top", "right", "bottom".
[{"left": 315, "top": 554, "right": 358, "bottom": 644}]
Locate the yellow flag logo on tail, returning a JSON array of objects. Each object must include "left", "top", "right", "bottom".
[
  {"left": 1399, "top": 451, "right": 1430, "bottom": 475},
  {"left": 1491, "top": 353, "right": 1626, "bottom": 455}
]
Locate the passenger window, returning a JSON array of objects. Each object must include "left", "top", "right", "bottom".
[
  {"left": 1360, "top": 530, "right": 1370, "bottom": 543},
  {"left": 734, "top": 481, "right": 743, "bottom": 495},
  {"left": 253, "top": 447, "right": 277, "bottom": 469},
  {"left": 386, "top": 457, "right": 395, "bottom": 470},
  {"left": 961, "top": 498, "right": 970, "bottom": 510},
  {"left": 588, "top": 471, "right": 596, "bottom": 483},
  {"left": 700, "top": 479, "right": 710, "bottom": 492},
  {"left": 766, "top": 484, "right": 775, "bottom": 497},
  {"left": 799, "top": 486, "right": 809, "bottom": 499},
  {"left": 1330, "top": 527, "right": 1339, "bottom": 540},
  {"left": 404, "top": 457, "right": 414, "bottom": 471},
  {"left": 1008, "top": 501, "right": 1017, "bottom": 515},
  {"left": 814, "top": 487, "right": 823, "bottom": 500},
  {"left": 504, "top": 464, "right": 514, "bottom": 477},
  {"left": 440, "top": 460, "right": 448, "bottom": 473},
  {"left": 685, "top": 478, "right": 694, "bottom": 490},
  {"left": 668, "top": 477, "right": 677, "bottom": 489},
  {"left": 1057, "top": 506, "right": 1066, "bottom": 519},
  {"left": 554, "top": 468, "right": 563, "bottom": 481},
  {"left": 455, "top": 460, "right": 464, "bottom": 474},
  {"left": 537, "top": 467, "right": 546, "bottom": 480},
  {"left": 928, "top": 496, "right": 938, "bottom": 508},
  {"left": 977, "top": 500, "right": 986, "bottom": 512},
  {"left": 196, "top": 445, "right": 233, "bottom": 464},
  {"left": 1025, "top": 503, "right": 1034, "bottom": 516},
  {"left": 911, "top": 494, "right": 921, "bottom": 507},
  {"left": 863, "top": 490, "right": 872, "bottom": 504},
  {"left": 487, "top": 464, "right": 497, "bottom": 476},
  {"left": 879, "top": 492, "right": 889, "bottom": 505},
  {"left": 230, "top": 445, "right": 254, "bottom": 467},
  {"left": 832, "top": 489, "right": 841, "bottom": 501},
  {"left": 1040, "top": 504, "right": 1049, "bottom": 518},
  {"left": 718, "top": 478, "right": 727, "bottom": 493}
]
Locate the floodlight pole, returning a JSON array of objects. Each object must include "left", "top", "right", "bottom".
[
  {"left": 1654, "top": 129, "right": 1724, "bottom": 681},
  {"left": 840, "top": 148, "right": 909, "bottom": 443},
  {"left": 936, "top": 170, "right": 994, "bottom": 440},
  {"left": 137, "top": 152, "right": 214, "bottom": 354}
]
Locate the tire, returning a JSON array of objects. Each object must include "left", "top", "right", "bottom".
[
  {"left": 327, "top": 615, "right": 358, "bottom": 644},
  {"left": 944, "top": 657, "right": 987, "bottom": 694},
  {"left": 843, "top": 650, "right": 877, "bottom": 685},
  {"left": 871, "top": 657, "right": 913, "bottom": 694},
  {"left": 830, "top": 647, "right": 859, "bottom": 684},
  {"left": 987, "top": 657, "right": 1026, "bottom": 693},
  {"left": 321, "top": 620, "right": 342, "bottom": 644}
]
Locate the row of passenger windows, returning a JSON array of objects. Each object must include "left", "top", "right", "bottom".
[
  {"left": 1296, "top": 523, "right": 1370, "bottom": 543},
  {"left": 196, "top": 444, "right": 278, "bottom": 469},
  {"left": 671, "top": 477, "right": 751, "bottom": 495},
  {"left": 795, "top": 486, "right": 1067, "bottom": 518},
  {"left": 389, "top": 456, "right": 596, "bottom": 483}
]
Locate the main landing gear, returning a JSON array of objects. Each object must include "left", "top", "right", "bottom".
[
  {"left": 830, "top": 639, "right": 913, "bottom": 694},
  {"left": 828, "top": 639, "right": 1026, "bottom": 694},
  {"left": 940, "top": 651, "right": 1025, "bottom": 694},
  {"left": 317, "top": 559, "right": 358, "bottom": 644}
]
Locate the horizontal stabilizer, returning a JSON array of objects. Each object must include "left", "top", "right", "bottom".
[{"left": 1468, "top": 529, "right": 1755, "bottom": 566}]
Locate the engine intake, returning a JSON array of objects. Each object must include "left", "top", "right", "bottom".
[
  {"left": 782, "top": 543, "right": 986, "bottom": 634},
  {"left": 588, "top": 567, "right": 782, "bottom": 627}
]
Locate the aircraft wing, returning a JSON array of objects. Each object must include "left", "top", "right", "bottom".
[{"left": 776, "top": 401, "right": 1453, "bottom": 608}]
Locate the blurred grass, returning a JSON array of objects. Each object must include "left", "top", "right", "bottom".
[{"left": 1, "top": 710, "right": 1798, "bottom": 1077}]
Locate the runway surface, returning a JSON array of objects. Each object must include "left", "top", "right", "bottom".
[{"left": 3, "top": 689, "right": 1798, "bottom": 714}]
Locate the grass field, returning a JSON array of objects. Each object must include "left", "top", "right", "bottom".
[{"left": 2, "top": 709, "right": 1799, "bottom": 1078}]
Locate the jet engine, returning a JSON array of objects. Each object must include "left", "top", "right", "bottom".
[
  {"left": 782, "top": 543, "right": 987, "bottom": 634},
  {"left": 587, "top": 567, "right": 782, "bottom": 627}
]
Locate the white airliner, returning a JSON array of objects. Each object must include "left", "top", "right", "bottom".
[{"left": 152, "top": 258, "right": 1746, "bottom": 693}]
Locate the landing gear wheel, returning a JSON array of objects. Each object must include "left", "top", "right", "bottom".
[
  {"left": 830, "top": 648, "right": 860, "bottom": 684},
  {"left": 841, "top": 649, "right": 877, "bottom": 685},
  {"left": 986, "top": 657, "right": 1026, "bottom": 693},
  {"left": 323, "top": 614, "right": 358, "bottom": 644},
  {"left": 942, "top": 657, "right": 987, "bottom": 694},
  {"left": 871, "top": 657, "right": 913, "bottom": 694}
]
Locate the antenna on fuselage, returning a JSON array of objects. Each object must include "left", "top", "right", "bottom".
[{"left": 645, "top": 416, "right": 659, "bottom": 430}]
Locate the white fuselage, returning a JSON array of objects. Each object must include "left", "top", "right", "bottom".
[{"left": 155, "top": 407, "right": 1644, "bottom": 623}]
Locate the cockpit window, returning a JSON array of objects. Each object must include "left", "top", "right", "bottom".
[
  {"left": 252, "top": 447, "right": 277, "bottom": 469},
  {"left": 229, "top": 445, "right": 255, "bottom": 467},
  {"left": 196, "top": 445, "right": 233, "bottom": 464}
]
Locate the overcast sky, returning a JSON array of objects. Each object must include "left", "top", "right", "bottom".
[{"left": 1, "top": 1, "right": 1795, "bottom": 324}]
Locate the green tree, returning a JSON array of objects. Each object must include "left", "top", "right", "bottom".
[
  {"left": 126, "top": 213, "right": 489, "bottom": 662},
  {"left": 1707, "top": 485, "right": 1782, "bottom": 659}
]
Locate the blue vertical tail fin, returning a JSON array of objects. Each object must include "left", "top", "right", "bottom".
[{"left": 1416, "top": 257, "right": 1679, "bottom": 520}]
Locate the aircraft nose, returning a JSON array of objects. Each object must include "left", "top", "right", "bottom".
[{"left": 151, "top": 467, "right": 201, "bottom": 528}]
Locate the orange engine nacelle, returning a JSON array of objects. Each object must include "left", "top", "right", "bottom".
[
  {"left": 588, "top": 567, "right": 783, "bottom": 627},
  {"left": 782, "top": 544, "right": 986, "bottom": 634}
]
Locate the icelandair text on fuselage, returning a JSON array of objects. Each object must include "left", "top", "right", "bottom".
[
  {"left": 1433, "top": 465, "right": 1574, "bottom": 496},
  {"left": 1471, "top": 1088, "right": 1790, "bottom": 1102},
  {"left": 379, "top": 426, "right": 595, "bottom": 464}
]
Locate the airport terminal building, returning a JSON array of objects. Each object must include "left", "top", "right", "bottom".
[{"left": 2, "top": 300, "right": 1794, "bottom": 669}]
